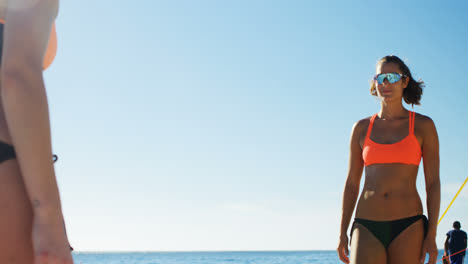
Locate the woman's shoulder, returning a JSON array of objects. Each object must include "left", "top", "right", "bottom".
[
  {"left": 414, "top": 112, "right": 436, "bottom": 126},
  {"left": 414, "top": 112, "right": 437, "bottom": 137},
  {"left": 414, "top": 111, "right": 432, "bottom": 120},
  {"left": 356, "top": 115, "right": 375, "bottom": 125},
  {"left": 351, "top": 115, "right": 373, "bottom": 134}
]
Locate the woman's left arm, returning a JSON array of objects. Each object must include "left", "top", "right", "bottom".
[
  {"left": 420, "top": 116, "right": 441, "bottom": 264},
  {"left": 421, "top": 116, "right": 440, "bottom": 239}
]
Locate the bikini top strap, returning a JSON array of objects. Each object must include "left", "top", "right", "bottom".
[
  {"left": 409, "top": 111, "right": 414, "bottom": 134},
  {"left": 366, "top": 114, "right": 377, "bottom": 138}
]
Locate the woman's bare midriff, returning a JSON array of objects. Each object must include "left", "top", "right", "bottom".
[{"left": 355, "top": 163, "right": 423, "bottom": 220}]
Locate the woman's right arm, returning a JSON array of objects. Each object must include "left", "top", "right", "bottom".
[{"left": 337, "top": 120, "right": 365, "bottom": 263}]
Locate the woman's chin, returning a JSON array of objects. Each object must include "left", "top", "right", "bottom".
[{"left": 377, "top": 95, "right": 398, "bottom": 103}]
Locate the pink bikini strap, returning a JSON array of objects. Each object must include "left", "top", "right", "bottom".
[
  {"left": 409, "top": 111, "right": 415, "bottom": 134},
  {"left": 366, "top": 114, "right": 377, "bottom": 138}
]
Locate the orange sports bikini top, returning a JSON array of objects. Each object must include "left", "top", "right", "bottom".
[
  {"left": 0, "top": 19, "right": 57, "bottom": 70},
  {"left": 362, "top": 111, "right": 422, "bottom": 166}
]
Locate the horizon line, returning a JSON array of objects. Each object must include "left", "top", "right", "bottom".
[{"left": 72, "top": 249, "right": 447, "bottom": 253}]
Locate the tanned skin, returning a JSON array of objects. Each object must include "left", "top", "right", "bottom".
[
  {"left": 0, "top": 0, "right": 73, "bottom": 263},
  {"left": 337, "top": 62, "right": 440, "bottom": 264}
]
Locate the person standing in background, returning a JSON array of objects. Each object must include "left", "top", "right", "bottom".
[{"left": 445, "top": 221, "right": 467, "bottom": 264}]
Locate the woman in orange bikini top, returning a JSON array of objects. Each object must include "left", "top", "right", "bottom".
[
  {"left": 362, "top": 110, "right": 422, "bottom": 166},
  {"left": 337, "top": 55, "right": 441, "bottom": 264}
]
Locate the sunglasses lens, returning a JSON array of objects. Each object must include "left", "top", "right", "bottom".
[
  {"left": 387, "top": 73, "right": 400, "bottom": 83},
  {"left": 375, "top": 74, "right": 386, "bottom": 84},
  {"left": 374, "top": 73, "right": 401, "bottom": 84}
]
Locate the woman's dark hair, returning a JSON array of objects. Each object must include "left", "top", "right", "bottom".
[{"left": 370, "top": 55, "right": 425, "bottom": 106}]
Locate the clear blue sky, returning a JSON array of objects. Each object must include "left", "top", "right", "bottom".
[{"left": 48, "top": 0, "right": 468, "bottom": 251}]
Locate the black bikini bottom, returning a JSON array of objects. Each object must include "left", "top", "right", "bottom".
[
  {"left": 0, "top": 141, "right": 59, "bottom": 164},
  {"left": 350, "top": 215, "right": 428, "bottom": 249},
  {"left": 0, "top": 141, "right": 16, "bottom": 164}
]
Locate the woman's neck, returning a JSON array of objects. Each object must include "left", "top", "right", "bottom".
[{"left": 378, "top": 101, "right": 407, "bottom": 120}]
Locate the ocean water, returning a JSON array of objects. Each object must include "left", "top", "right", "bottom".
[{"left": 72, "top": 250, "right": 448, "bottom": 264}]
